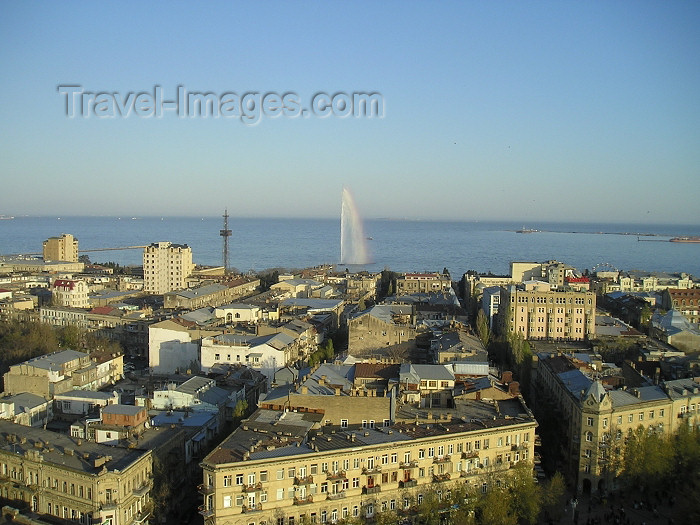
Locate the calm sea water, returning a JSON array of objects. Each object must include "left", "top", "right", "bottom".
[{"left": 1, "top": 217, "right": 699, "bottom": 278}]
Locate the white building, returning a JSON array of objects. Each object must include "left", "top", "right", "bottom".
[
  {"left": 214, "top": 303, "right": 262, "bottom": 324},
  {"left": 148, "top": 319, "right": 221, "bottom": 374},
  {"left": 51, "top": 278, "right": 90, "bottom": 308},
  {"left": 200, "top": 332, "right": 295, "bottom": 381},
  {"left": 143, "top": 241, "right": 194, "bottom": 294}
]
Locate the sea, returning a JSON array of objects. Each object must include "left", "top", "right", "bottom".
[{"left": 1, "top": 216, "right": 699, "bottom": 278}]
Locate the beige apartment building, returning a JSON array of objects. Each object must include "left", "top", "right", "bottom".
[
  {"left": 500, "top": 281, "right": 596, "bottom": 341},
  {"left": 199, "top": 398, "right": 537, "bottom": 525},
  {"left": 395, "top": 273, "right": 452, "bottom": 296},
  {"left": 52, "top": 278, "right": 90, "bottom": 308},
  {"left": 143, "top": 242, "right": 194, "bottom": 294},
  {"left": 43, "top": 233, "right": 79, "bottom": 262},
  {"left": 532, "top": 353, "right": 700, "bottom": 494},
  {"left": 0, "top": 420, "right": 153, "bottom": 525}
]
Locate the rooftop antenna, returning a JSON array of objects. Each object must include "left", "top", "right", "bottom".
[{"left": 220, "top": 209, "right": 232, "bottom": 273}]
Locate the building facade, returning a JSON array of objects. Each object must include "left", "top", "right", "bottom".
[
  {"left": 199, "top": 401, "right": 537, "bottom": 525},
  {"left": 43, "top": 233, "right": 79, "bottom": 262},
  {"left": 500, "top": 281, "right": 596, "bottom": 341},
  {"left": 0, "top": 421, "right": 153, "bottom": 525},
  {"left": 143, "top": 242, "right": 194, "bottom": 295}
]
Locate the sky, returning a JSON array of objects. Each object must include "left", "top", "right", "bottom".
[{"left": 1, "top": 1, "right": 699, "bottom": 224}]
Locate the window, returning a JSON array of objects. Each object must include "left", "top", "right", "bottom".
[
  {"left": 660, "top": 408, "right": 665, "bottom": 417},
  {"left": 428, "top": 447, "right": 434, "bottom": 457},
  {"left": 276, "top": 488, "right": 284, "bottom": 501},
  {"left": 587, "top": 417, "right": 593, "bottom": 426},
  {"left": 340, "top": 419, "right": 348, "bottom": 428},
  {"left": 236, "top": 474, "right": 244, "bottom": 485},
  {"left": 391, "top": 453, "right": 397, "bottom": 463},
  {"left": 628, "top": 414, "right": 633, "bottom": 423},
  {"left": 223, "top": 475, "right": 232, "bottom": 487},
  {"left": 639, "top": 412, "right": 644, "bottom": 421},
  {"left": 260, "top": 471, "right": 268, "bottom": 482},
  {"left": 617, "top": 416, "right": 622, "bottom": 425},
  {"left": 418, "top": 449, "right": 425, "bottom": 459},
  {"left": 276, "top": 469, "right": 284, "bottom": 480},
  {"left": 585, "top": 431, "right": 593, "bottom": 442},
  {"left": 223, "top": 495, "right": 232, "bottom": 508}
]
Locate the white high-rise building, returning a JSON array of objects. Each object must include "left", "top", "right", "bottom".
[{"left": 143, "top": 242, "right": 194, "bottom": 294}]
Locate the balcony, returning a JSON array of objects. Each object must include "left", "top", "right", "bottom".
[
  {"left": 433, "top": 455, "right": 451, "bottom": 464},
  {"left": 462, "top": 451, "right": 479, "bottom": 459},
  {"left": 432, "top": 474, "right": 451, "bottom": 483},
  {"left": 294, "top": 475, "right": 314, "bottom": 485},
  {"left": 325, "top": 470, "right": 346, "bottom": 481},
  {"left": 399, "top": 460, "right": 419, "bottom": 469},
  {"left": 363, "top": 485, "right": 382, "bottom": 494},
  {"left": 399, "top": 479, "right": 417, "bottom": 488},
  {"left": 242, "top": 503, "right": 263, "bottom": 513},
  {"left": 293, "top": 496, "right": 314, "bottom": 506},
  {"left": 132, "top": 481, "right": 152, "bottom": 497},
  {"left": 100, "top": 501, "right": 118, "bottom": 511},
  {"left": 198, "top": 505, "right": 214, "bottom": 518},
  {"left": 327, "top": 490, "right": 347, "bottom": 500},
  {"left": 242, "top": 482, "right": 263, "bottom": 493},
  {"left": 362, "top": 466, "right": 382, "bottom": 475},
  {"left": 197, "top": 483, "right": 214, "bottom": 495}
]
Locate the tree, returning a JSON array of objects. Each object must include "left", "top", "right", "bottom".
[
  {"left": 233, "top": 400, "right": 249, "bottom": 423},
  {"left": 540, "top": 471, "right": 566, "bottom": 522},
  {"left": 358, "top": 297, "right": 367, "bottom": 312},
  {"left": 507, "top": 461, "right": 541, "bottom": 525},
  {"left": 476, "top": 309, "right": 490, "bottom": 348},
  {"left": 622, "top": 425, "right": 674, "bottom": 488},
  {"left": 477, "top": 484, "right": 517, "bottom": 525}
]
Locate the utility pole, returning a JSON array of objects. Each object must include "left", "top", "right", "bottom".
[{"left": 220, "top": 209, "right": 232, "bottom": 273}]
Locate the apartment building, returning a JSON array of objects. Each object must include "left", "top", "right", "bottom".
[
  {"left": 52, "top": 278, "right": 90, "bottom": 308},
  {"left": 43, "top": 233, "right": 79, "bottom": 262},
  {"left": 199, "top": 399, "right": 537, "bottom": 525},
  {"left": 143, "top": 242, "right": 194, "bottom": 294},
  {"left": 662, "top": 288, "right": 700, "bottom": 325},
  {"left": 3, "top": 349, "right": 123, "bottom": 398},
  {"left": 396, "top": 273, "right": 452, "bottom": 295},
  {"left": 531, "top": 352, "right": 700, "bottom": 494},
  {"left": 348, "top": 304, "right": 416, "bottom": 355},
  {"left": 0, "top": 420, "right": 153, "bottom": 525},
  {"left": 499, "top": 281, "right": 596, "bottom": 341}
]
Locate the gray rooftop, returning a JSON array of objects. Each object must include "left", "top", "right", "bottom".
[
  {"left": 0, "top": 420, "right": 148, "bottom": 474},
  {"left": 21, "top": 349, "right": 88, "bottom": 370}
]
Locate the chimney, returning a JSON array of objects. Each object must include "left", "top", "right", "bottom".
[
  {"left": 334, "top": 387, "right": 341, "bottom": 396},
  {"left": 301, "top": 386, "right": 308, "bottom": 395}
]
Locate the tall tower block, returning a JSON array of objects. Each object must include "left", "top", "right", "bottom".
[{"left": 220, "top": 209, "right": 232, "bottom": 273}]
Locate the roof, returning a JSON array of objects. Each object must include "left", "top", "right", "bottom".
[
  {"left": 281, "top": 298, "right": 344, "bottom": 310},
  {"left": 102, "top": 404, "right": 146, "bottom": 417},
  {"left": 21, "top": 349, "right": 88, "bottom": 371},
  {"left": 355, "top": 304, "right": 413, "bottom": 324},
  {"left": 0, "top": 392, "right": 48, "bottom": 411},
  {"left": 400, "top": 364, "right": 454, "bottom": 383},
  {"left": 354, "top": 363, "right": 400, "bottom": 381},
  {"left": 166, "top": 283, "right": 228, "bottom": 299},
  {"left": 0, "top": 420, "right": 148, "bottom": 474}
]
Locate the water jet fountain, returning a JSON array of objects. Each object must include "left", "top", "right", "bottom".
[{"left": 340, "top": 187, "right": 370, "bottom": 265}]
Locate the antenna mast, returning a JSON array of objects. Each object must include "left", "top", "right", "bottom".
[{"left": 220, "top": 209, "right": 232, "bottom": 273}]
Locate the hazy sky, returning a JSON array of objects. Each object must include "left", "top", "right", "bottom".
[{"left": 1, "top": 1, "right": 698, "bottom": 224}]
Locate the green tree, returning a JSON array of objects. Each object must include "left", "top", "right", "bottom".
[
  {"left": 507, "top": 461, "right": 541, "bottom": 525},
  {"left": 540, "top": 471, "right": 566, "bottom": 522},
  {"left": 622, "top": 425, "right": 674, "bottom": 487},
  {"left": 233, "top": 400, "right": 249, "bottom": 423},
  {"left": 358, "top": 297, "right": 367, "bottom": 312},
  {"left": 477, "top": 484, "right": 516, "bottom": 525},
  {"left": 476, "top": 309, "right": 490, "bottom": 348}
]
